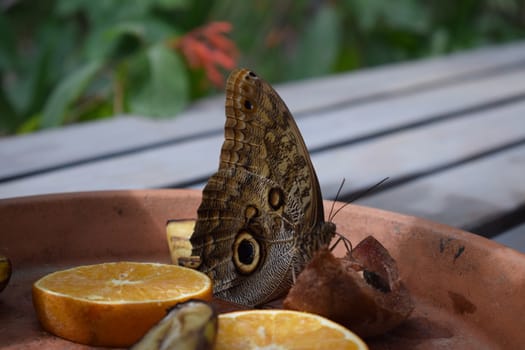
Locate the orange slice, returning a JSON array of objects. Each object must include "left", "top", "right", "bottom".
[
  {"left": 32, "top": 261, "right": 212, "bottom": 347},
  {"left": 166, "top": 219, "right": 195, "bottom": 265},
  {"left": 216, "top": 309, "right": 368, "bottom": 350}
]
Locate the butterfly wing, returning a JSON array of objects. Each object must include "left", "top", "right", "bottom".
[
  {"left": 220, "top": 69, "right": 325, "bottom": 227},
  {"left": 189, "top": 69, "right": 334, "bottom": 306}
]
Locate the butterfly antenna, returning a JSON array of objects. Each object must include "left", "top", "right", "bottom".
[
  {"left": 331, "top": 177, "right": 390, "bottom": 220},
  {"left": 328, "top": 178, "right": 346, "bottom": 222}
]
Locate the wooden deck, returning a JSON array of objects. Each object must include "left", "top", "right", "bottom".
[{"left": 1, "top": 41, "right": 525, "bottom": 253}]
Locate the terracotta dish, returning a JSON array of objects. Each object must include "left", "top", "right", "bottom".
[{"left": 1, "top": 189, "right": 524, "bottom": 349}]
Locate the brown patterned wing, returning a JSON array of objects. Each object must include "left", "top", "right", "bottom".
[
  {"left": 222, "top": 68, "right": 325, "bottom": 236},
  {"left": 189, "top": 69, "right": 335, "bottom": 306}
]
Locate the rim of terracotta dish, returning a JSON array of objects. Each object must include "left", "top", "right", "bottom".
[{"left": 1, "top": 189, "right": 525, "bottom": 349}]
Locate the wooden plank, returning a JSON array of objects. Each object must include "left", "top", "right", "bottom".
[
  {"left": 1, "top": 97, "right": 524, "bottom": 201},
  {"left": 300, "top": 68, "right": 525, "bottom": 150},
  {"left": 0, "top": 114, "right": 221, "bottom": 180},
  {"left": 311, "top": 102, "right": 525, "bottom": 200},
  {"left": 0, "top": 135, "right": 222, "bottom": 198},
  {"left": 198, "top": 40, "right": 525, "bottom": 115},
  {"left": 2, "top": 42, "right": 525, "bottom": 180},
  {"left": 356, "top": 144, "right": 525, "bottom": 233},
  {"left": 494, "top": 223, "right": 525, "bottom": 254}
]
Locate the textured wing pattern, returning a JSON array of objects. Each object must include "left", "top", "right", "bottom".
[{"left": 189, "top": 69, "right": 335, "bottom": 306}]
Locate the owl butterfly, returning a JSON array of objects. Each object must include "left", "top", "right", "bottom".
[{"left": 185, "top": 68, "right": 336, "bottom": 306}]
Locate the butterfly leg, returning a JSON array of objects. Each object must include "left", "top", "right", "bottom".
[{"left": 329, "top": 233, "right": 353, "bottom": 254}]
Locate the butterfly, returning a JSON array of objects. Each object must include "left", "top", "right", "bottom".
[{"left": 184, "top": 68, "right": 336, "bottom": 306}]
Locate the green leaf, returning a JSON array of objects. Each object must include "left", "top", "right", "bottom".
[
  {"left": 84, "top": 18, "right": 178, "bottom": 61},
  {"left": 0, "top": 14, "right": 16, "bottom": 70},
  {"left": 56, "top": 0, "right": 189, "bottom": 27},
  {"left": 55, "top": 0, "right": 87, "bottom": 16},
  {"left": 84, "top": 23, "right": 145, "bottom": 61},
  {"left": 287, "top": 5, "right": 342, "bottom": 80},
  {"left": 41, "top": 61, "right": 103, "bottom": 128},
  {"left": 0, "top": 85, "right": 18, "bottom": 134},
  {"left": 128, "top": 45, "right": 189, "bottom": 117},
  {"left": 153, "top": 0, "right": 190, "bottom": 10},
  {"left": 56, "top": 0, "right": 149, "bottom": 25},
  {"left": 16, "top": 114, "right": 41, "bottom": 134},
  {"left": 4, "top": 46, "right": 53, "bottom": 120},
  {"left": 345, "top": 0, "right": 428, "bottom": 32}
]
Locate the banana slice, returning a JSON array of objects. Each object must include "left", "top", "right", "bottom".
[
  {"left": 0, "top": 254, "right": 12, "bottom": 293},
  {"left": 166, "top": 219, "right": 200, "bottom": 268},
  {"left": 131, "top": 300, "right": 217, "bottom": 350}
]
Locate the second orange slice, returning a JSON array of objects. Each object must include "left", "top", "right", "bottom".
[{"left": 216, "top": 309, "right": 368, "bottom": 349}]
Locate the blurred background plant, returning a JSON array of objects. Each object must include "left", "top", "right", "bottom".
[{"left": 1, "top": 0, "right": 524, "bottom": 136}]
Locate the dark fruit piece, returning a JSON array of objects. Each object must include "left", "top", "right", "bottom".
[
  {"left": 132, "top": 300, "right": 217, "bottom": 350},
  {"left": 283, "top": 236, "right": 414, "bottom": 338}
]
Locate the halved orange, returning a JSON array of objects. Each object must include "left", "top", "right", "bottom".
[
  {"left": 216, "top": 309, "right": 368, "bottom": 350},
  {"left": 32, "top": 261, "right": 212, "bottom": 347},
  {"left": 166, "top": 219, "right": 195, "bottom": 265}
]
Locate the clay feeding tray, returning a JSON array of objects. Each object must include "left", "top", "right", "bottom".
[{"left": 1, "top": 189, "right": 524, "bottom": 349}]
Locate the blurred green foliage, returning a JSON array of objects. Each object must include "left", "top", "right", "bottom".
[
  {"left": 0, "top": 0, "right": 211, "bottom": 135},
  {"left": 1, "top": 0, "right": 524, "bottom": 135},
  {"left": 219, "top": 0, "right": 525, "bottom": 81}
]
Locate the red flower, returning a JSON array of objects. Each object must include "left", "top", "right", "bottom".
[{"left": 171, "top": 22, "right": 239, "bottom": 88}]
